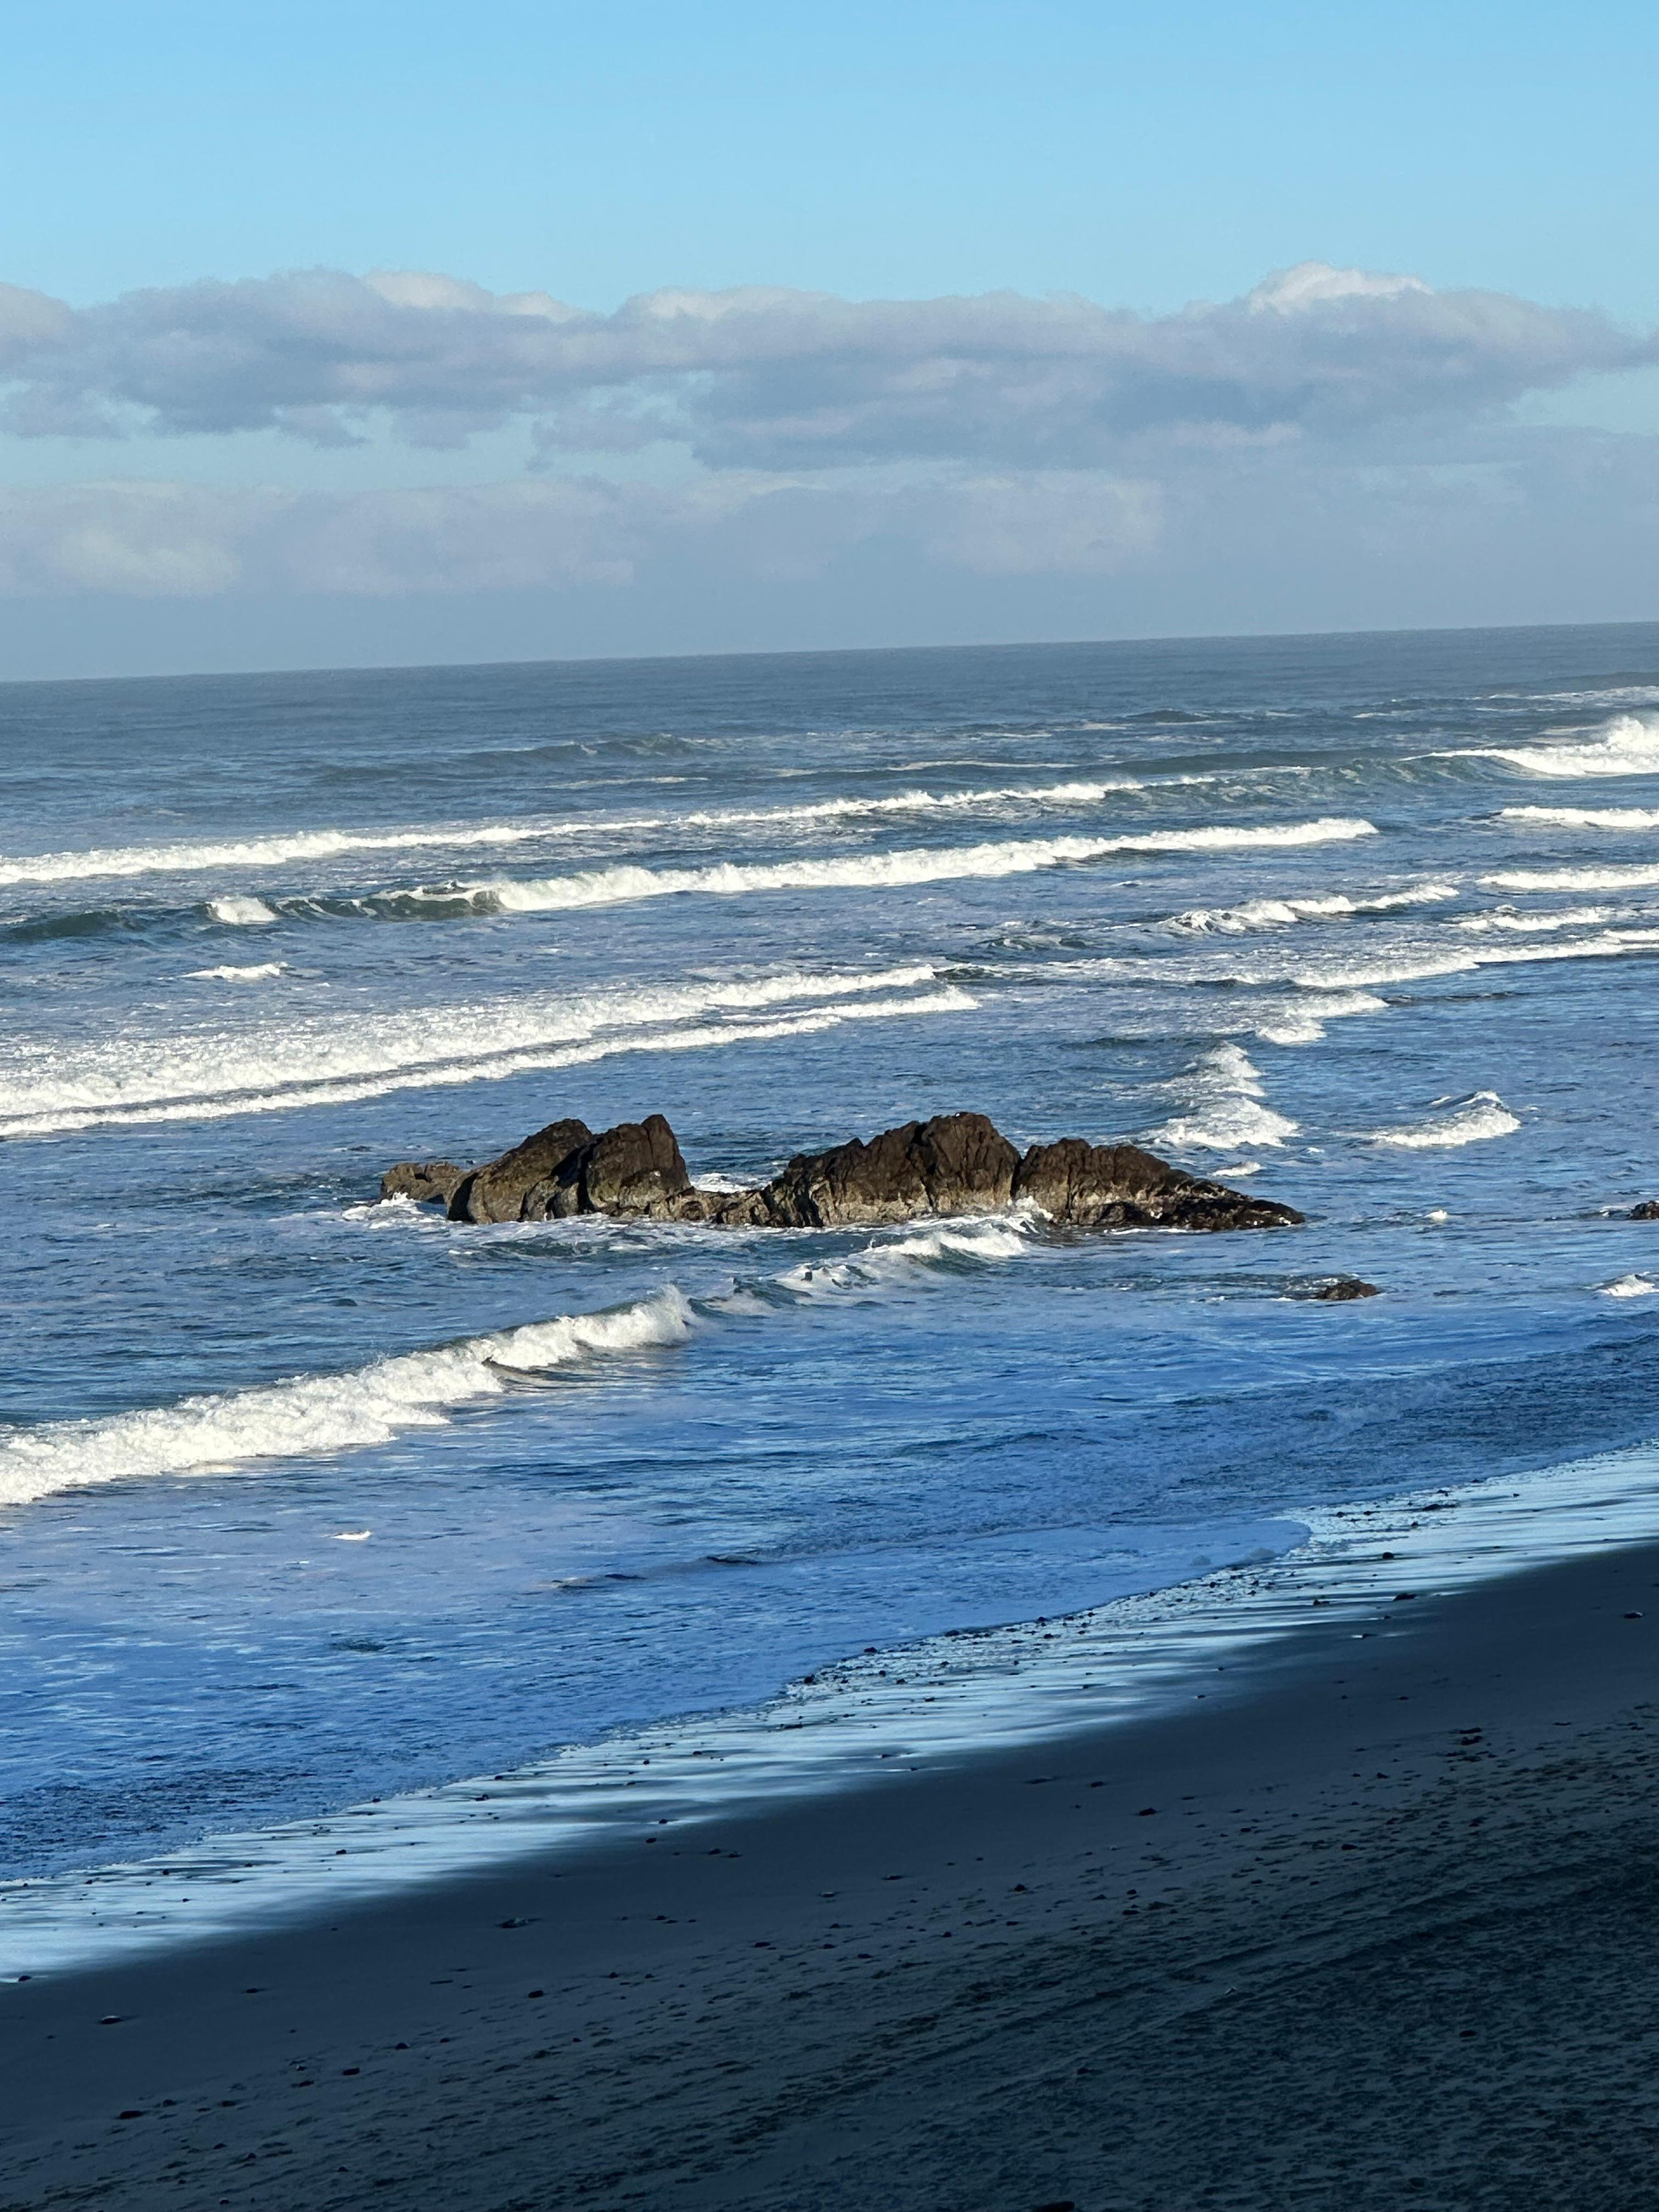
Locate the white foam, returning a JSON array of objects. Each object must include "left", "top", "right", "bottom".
[
  {"left": 0, "top": 966, "right": 966, "bottom": 1139},
  {"left": 0, "top": 780, "right": 1154, "bottom": 893},
  {"left": 1454, "top": 906, "right": 1620, "bottom": 934},
  {"left": 1154, "top": 1043, "right": 1299, "bottom": 1150},
  {"left": 185, "top": 962, "right": 287, "bottom": 981},
  {"left": 465, "top": 820, "right": 1379, "bottom": 915},
  {"left": 1482, "top": 861, "right": 1659, "bottom": 892},
  {"left": 1478, "top": 711, "right": 1659, "bottom": 779},
  {"left": 1172, "top": 882, "right": 1456, "bottom": 934},
  {"left": 1251, "top": 990, "right": 1387, "bottom": 1044},
  {"left": 0, "top": 1289, "right": 695, "bottom": 1508},
  {"left": 1602, "top": 1274, "right": 1658, "bottom": 1299},
  {"left": 204, "top": 896, "right": 278, "bottom": 926},
  {"left": 1499, "top": 805, "right": 1659, "bottom": 831},
  {"left": 768, "top": 1214, "right": 1037, "bottom": 1300},
  {"left": 1285, "top": 926, "right": 1659, "bottom": 990},
  {"left": 1368, "top": 1091, "right": 1520, "bottom": 1149}
]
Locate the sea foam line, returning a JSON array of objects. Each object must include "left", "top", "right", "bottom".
[
  {"left": 465, "top": 820, "right": 1380, "bottom": 916},
  {"left": 0, "top": 779, "right": 1155, "bottom": 891},
  {"left": 0, "top": 974, "right": 969, "bottom": 1140},
  {"left": 1499, "top": 805, "right": 1659, "bottom": 831}
]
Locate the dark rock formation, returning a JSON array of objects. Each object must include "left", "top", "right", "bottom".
[
  {"left": 382, "top": 1108, "right": 1302, "bottom": 1235},
  {"left": 440, "top": 1114, "right": 695, "bottom": 1224},
  {"left": 379, "top": 1160, "right": 466, "bottom": 1206},
  {"left": 447, "top": 1118, "right": 594, "bottom": 1223},
  {"left": 703, "top": 1113, "right": 1020, "bottom": 1229},
  {"left": 1012, "top": 1138, "right": 1300, "bottom": 1232},
  {"left": 1298, "top": 1277, "right": 1380, "bottom": 1301},
  {"left": 1632, "top": 1200, "right": 1659, "bottom": 1220}
]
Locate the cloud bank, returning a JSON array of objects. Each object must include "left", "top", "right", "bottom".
[
  {"left": 0, "top": 262, "right": 1656, "bottom": 657},
  {"left": 0, "top": 261, "right": 1644, "bottom": 462}
]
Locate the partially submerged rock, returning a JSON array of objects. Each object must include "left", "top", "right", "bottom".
[
  {"left": 1631, "top": 1200, "right": 1659, "bottom": 1220},
  {"left": 383, "top": 1108, "right": 1302, "bottom": 1234},
  {"left": 1298, "top": 1276, "right": 1381, "bottom": 1301},
  {"left": 379, "top": 1160, "right": 466, "bottom": 1206}
]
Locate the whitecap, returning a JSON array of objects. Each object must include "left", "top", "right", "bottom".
[
  {"left": 1172, "top": 881, "right": 1456, "bottom": 934},
  {"left": 464, "top": 820, "right": 1379, "bottom": 916},
  {"left": 0, "top": 965, "right": 963, "bottom": 1139},
  {"left": 204, "top": 896, "right": 278, "bottom": 926},
  {"left": 0, "top": 1289, "right": 696, "bottom": 1508},
  {"left": 1482, "top": 861, "right": 1659, "bottom": 892},
  {"left": 1478, "top": 711, "right": 1659, "bottom": 779},
  {"left": 185, "top": 962, "right": 287, "bottom": 981},
  {"left": 1601, "top": 1274, "right": 1658, "bottom": 1299},
  {"left": 1499, "top": 804, "right": 1659, "bottom": 830},
  {"left": 1154, "top": 1043, "right": 1299, "bottom": 1150},
  {"left": 1367, "top": 1092, "right": 1520, "bottom": 1149}
]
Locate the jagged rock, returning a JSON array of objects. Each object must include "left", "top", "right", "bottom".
[
  {"left": 379, "top": 1160, "right": 466, "bottom": 1206},
  {"left": 551, "top": 1115, "right": 695, "bottom": 1220},
  {"left": 443, "top": 1114, "right": 695, "bottom": 1224},
  {"left": 385, "top": 1108, "right": 1300, "bottom": 1235},
  {"left": 1013, "top": 1138, "right": 1303, "bottom": 1231},
  {"left": 723, "top": 1112, "right": 1020, "bottom": 1229},
  {"left": 448, "top": 1118, "right": 594, "bottom": 1223},
  {"left": 1632, "top": 1200, "right": 1659, "bottom": 1220},
  {"left": 1302, "top": 1276, "right": 1381, "bottom": 1301}
]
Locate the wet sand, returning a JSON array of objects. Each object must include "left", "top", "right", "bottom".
[{"left": 7, "top": 1539, "right": 1659, "bottom": 2211}]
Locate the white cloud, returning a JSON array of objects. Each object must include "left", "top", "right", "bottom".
[{"left": 0, "top": 263, "right": 1645, "bottom": 466}]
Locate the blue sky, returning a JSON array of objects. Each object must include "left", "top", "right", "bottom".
[{"left": 3, "top": 0, "right": 1658, "bottom": 676}]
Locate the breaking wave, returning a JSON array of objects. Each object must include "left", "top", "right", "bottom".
[
  {"left": 186, "top": 962, "right": 287, "bottom": 981},
  {"left": 1482, "top": 861, "right": 1659, "bottom": 893},
  {"left": 1499, "top": 805, "right": 1659, "bottom": 831},
  {"left": 205, "top": 896, "right": 279, "bottom": 926},
  {"left": 0, "top": 1290, "right": 696, "bottom": 1508},
  {"left": 1153, "top": 1043, "right": 1299, "bottom": 1151},
  {"left": 1367, "top": 1092, "right": 1520, "bottom": 1149},
  {"left": 1477, "top": 712, "right": 1659, "bottom": 780},
  {"left": 1172, "top": 882, "right": 1456, "bottom": 934},
  {"left": 0, "top": 966, "right": 968, "bottom": 1139},
  {"left": 1, "top": 1209, "right": 1043, "bottom": 1509},
  {"left": 0, "top": 778, "right": 1166, "bottom": 894},
  {"left": 464, "top": 821, "right": 1379, "bottom": 916}
]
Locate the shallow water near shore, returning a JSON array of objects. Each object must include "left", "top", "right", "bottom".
[{"left": 4, "top": 625, "right": 1659, "bottom": 1942}]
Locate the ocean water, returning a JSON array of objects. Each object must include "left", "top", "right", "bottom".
[{"left": 4, "top": 627, "right": 1659, "bottom": 1909}]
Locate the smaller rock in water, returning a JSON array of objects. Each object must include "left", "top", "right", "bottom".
[
  {"left": 1630, "top": 1199, "right": 1659, "bottom": 1220},
  {"left": 379, "top": 1160, "right": 466, "bottom": 1206},
  {"left": 1302, "top": 1276, "right": 1381, "bottom": 1301}
]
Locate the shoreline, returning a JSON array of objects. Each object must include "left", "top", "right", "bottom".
[
  {"left": 9, "top": 1533, "right": 1659, "bottom": 2208},
  {"left": 8, "top": 1429, "right": 1659, "bottom": 1981}
]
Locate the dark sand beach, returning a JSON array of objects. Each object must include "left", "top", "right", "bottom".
[{"left": 7, "top": 1538, "right": 1659, "bottom": 2211}]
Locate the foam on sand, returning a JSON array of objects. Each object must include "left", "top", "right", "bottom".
[
  {"left": 464, "top": 820, "right": 1379, "bottom": 915},
  {"left": 0, "top": 964, "right": 968, "bottom": 1139},
  {"left": 0, "top": 1288, "right": 696, "bottom": 1509},
  {"left": 1368, "top": 1092, "right": 1520, "bottom": 1149}
]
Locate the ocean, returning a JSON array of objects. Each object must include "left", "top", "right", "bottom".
[{"left": 4, "top": 624, "right": 1658, "bottom": 1952}]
